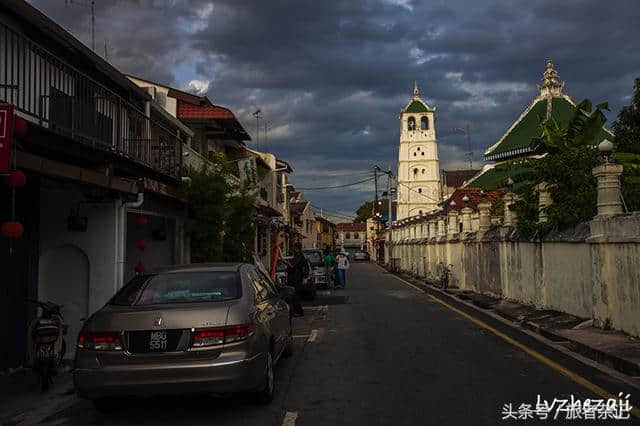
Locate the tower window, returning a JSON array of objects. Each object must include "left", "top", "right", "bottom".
[
  {"left": 407, "top": 116, "right": 416, "bottom": 131},
  {"left": 417, "top": 147, "right": 420, "bottom": 151},
  {"left": 418, "top": 188, "right": 422, "bottom": 193},
  {"left": 421, "top": 152, "right": 425, "bottom": 156},
  {"left": 421, "top": 116, "right": 429, "bottom": 130},
  {"left": 422, "top": 169, "right": 425, "bottom": 174},
  {"left": 413, "top": 152, "right": 416, "bottom": 156},
  {"left": 419, "top": 210, "right": 423, "bottom": 215},
  {"left": 413, "top": 168, "right": 418, "bottom": 175}
]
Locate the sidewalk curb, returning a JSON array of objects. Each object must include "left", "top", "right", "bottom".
[{"left": 390, "top": 269, "right": 640, "bottom": 380}]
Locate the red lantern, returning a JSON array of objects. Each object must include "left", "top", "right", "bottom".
[
  {"left": 134, "top": 262, "right": 145, "bottom": 273},
  {"left": 136, "top": 216, "right": 148, "bottom": 228},
  {"left": 1, "top": 221, "right": 24, "bottom": 238},
  {"left": 136, "top": 239, "right": 147, "bottom": 251},
  {"left": 5, "top": 170, "right": 26, "bottom": 188},
  {"left": 14, "top": 117, "right": 28, "bottom": 138}
]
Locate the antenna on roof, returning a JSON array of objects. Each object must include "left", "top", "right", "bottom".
[
  {"left": 252, "top": 109, "right": 262, "bottom": 150},
  {"left": 65, "top": 0, "right": 96, "bottom": 52},
  {"left": 453, "top": 124, "right": 473, "bottom": 170}
]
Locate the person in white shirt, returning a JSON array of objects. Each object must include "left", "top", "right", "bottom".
[{"left": 335, "top": 248, "right": 350, "bottom": 289}]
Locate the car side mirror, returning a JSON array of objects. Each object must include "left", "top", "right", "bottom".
[{"left": 279, "top": 286, "right": 295, "bottom": 302}]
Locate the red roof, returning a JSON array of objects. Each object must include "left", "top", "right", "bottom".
[
  {"left": 441, "top": 188, "right": 507, "bottom": 214},
  {"left": 167, "top": 88, "right": 205, "bottom": 105},
  {"left": 177, "top": 102, "right": 236, "bottom": 120},
  {"left": 443, "top": 170, "right": 480, "bottom": 188},
  {"left": 336, "top": 222, "right": 366, "bottom": 232}
]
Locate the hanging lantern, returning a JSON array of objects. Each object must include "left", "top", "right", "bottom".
[
  {"left": 1, "top": 221, "right": 24, "bottom": 238},
  {"left": 134, "top": 262, "right": 145, "bottom": 273},
  {"left": 136, "top": 216, "right": 148, "bottom": 228},
  {"left": 13, "top": 117, "right": 28, "bottom": 138},
  {"left": 5, "top": 170, "right": 27, "bottom": 188},
  {"left": 136, "top": 239, "right": 147, "bottom": 251}
]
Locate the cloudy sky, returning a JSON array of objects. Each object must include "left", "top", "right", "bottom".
[{"left": 29, "top": 0, "right": 640, "bottom": 221}]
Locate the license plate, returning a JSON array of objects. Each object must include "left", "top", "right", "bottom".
[
  {"left": 149, "top": 331, "right": 168, "bottom": 351},
  {"left": 127, "top": 330, "right": 184, "bottom": 353}
]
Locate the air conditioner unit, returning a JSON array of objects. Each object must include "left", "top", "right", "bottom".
[
  {"left": 142, "top": 86, "right": 156, "bottom": 98},
  {"left": 156, "top": 92, "right": 167, "bottom": 108}
]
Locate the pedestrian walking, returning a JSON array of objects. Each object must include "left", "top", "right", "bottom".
[
  {"left": 336, "top": 248, "right": 350, "bottom": 289},
  {"left": 323, "top": 248, "right": 335, "bottom": 287},
  {"left": 286, "top": 242, "right": 307, "bottom": 316}
]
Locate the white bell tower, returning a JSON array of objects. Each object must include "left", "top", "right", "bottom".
[{"left": 396, "top": 82, "right": 441, "bottom": 220}]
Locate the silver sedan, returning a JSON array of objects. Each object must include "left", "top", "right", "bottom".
[{"left": 73, "top": 263, "right": 293, "bottom": 409}]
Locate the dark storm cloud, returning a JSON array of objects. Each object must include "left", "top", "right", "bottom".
[{"left": 28, "top": 0, "right": 640, "bottom": 216}]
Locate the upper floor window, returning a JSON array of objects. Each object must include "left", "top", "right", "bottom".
[
  {"left": 421, "top": 116, "right": 429, "bottom": 130},
  {"left": 346, "top": 232, "right": 351, "bottom": 239},
  {"left": 354, "top": 232, "right": 359, "bottom": 239},
  {"left": 407, "top": 116, "right": 416, "bottom": 131}
]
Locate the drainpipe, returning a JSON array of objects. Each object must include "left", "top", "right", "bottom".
[{"left": 116, "top": 192, "right": 145, "bottom": 291}]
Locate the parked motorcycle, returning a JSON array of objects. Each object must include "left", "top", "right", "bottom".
[{"left": 30, "top": 301, "right": 67, "bottom": 391}]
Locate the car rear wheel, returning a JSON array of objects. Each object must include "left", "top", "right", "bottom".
[{"left": 256, "top": 351, "right": 274, "bottom": 404}]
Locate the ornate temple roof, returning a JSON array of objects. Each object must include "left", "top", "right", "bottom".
[{"left": 483, "top": 59, "right": 611, "bottom": 162}]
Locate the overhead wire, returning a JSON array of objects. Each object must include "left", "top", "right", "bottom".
[
  {"left": 295, "top": 176, "right": 375, "bottom": 191},
  {"left": 394, "top": 177, "right": 441, "bottom": 203}
]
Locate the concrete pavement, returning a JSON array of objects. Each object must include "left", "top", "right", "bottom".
[{"left": 4, "top": 262, "right": 640, "bottom": 425}]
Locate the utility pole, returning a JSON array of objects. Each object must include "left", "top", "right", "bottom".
[
  {"left": 252, "top": 109, "right": 262, "bottom": 150},
  {"left": 453, "top": 124, "right": 473, "bottom": 170},
  {"left": 373, "top": 166, "right": 379, "bottom": 209},
  {"left": 66, "top": 0, "right": 95, "bottom": 51},
  {"left": 387, "top": 166, "right": 393, "bottom": 267}
]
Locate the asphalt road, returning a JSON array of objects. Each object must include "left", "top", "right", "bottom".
[{"left": 32, "top": 262, "right": 640, "bottom": 425}]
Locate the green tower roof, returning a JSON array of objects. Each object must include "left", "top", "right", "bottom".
[{"left": 405, "top": 100, "right": 429, "bottom": 113}]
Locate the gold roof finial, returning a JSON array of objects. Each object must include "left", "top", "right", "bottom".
[{"left": 538, "top": 58, "right": 564, "bottom": 97}]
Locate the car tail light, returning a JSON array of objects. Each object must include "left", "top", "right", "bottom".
[
  {"left": 192, "top": 324, "right": 256, "bottom": 348},
  {"left": 77, "top": 331, "right": 123, "bottom": 351}
]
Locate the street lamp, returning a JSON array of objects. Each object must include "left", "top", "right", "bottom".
[{"left": 599, "top": 139, "right": 614, "bottom": 163}]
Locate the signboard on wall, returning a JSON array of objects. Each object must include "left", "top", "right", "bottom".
[{"left": 0, "top": 104, "right": 14, "bottom": 175}]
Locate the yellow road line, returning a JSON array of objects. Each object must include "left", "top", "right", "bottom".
[{"left": 383, "top": 268, "right": 640, "bottom": 418}]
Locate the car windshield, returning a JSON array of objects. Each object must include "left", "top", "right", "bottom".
[
  {"left": 303, "top": 251, "right": 323, "bottom": 265},
  {"left": 109, "top": 271, "right": 241, "bottom": 306}
]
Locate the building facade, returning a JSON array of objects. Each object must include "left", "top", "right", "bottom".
[
  {"left": 0, "top": 1, "right": 192, "bottom": 368},
  {"left": 396, "top": 82, "right": 441, "bottom": 219},
  {"left": 336, "top": 222, "right": 366, "bottom": 255}
]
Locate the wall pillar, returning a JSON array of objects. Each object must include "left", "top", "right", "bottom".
[
  {"left": 503, "top": 193, "right": 519, "bottom": 227},
  {"left": 536, "top": 182, "right": 552, "bottom": 223},
  {"left": 592, "top": 163, "right": 624, "bottom": 216},
  {"left": 447, "top": 211, "right": 459, "bottom": 237},
  {"left": 461, "top": 207, "right": 473, "bottom": 233},
  {"left": 478, "top": 202, "right": 491, "bottom": 232},
  {"left": 437, "top": 217, "right": 446, "bottom": 238}
]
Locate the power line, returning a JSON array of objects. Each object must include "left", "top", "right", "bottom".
[
  {"left": 296, "top": 176, "right": 375, "bottom": 191},
  {"left": 394, "top": 178, "right": 441, "bottom": 203},
  {"left": 310, "top": 204, "right": 356, "bottom": 221}
]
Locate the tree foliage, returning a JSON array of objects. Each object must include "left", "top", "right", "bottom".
[
  {"left": 612, "top": 77, "right": 640, "bottom": 211},
  {"left": 354, "top": 200, "right": 373, "bottom": 223},
  {"left": 612, "top": 77, "right": 640, "bottom": 154},
  {"left": 511, "top": 100, "right": 606, "bottom": 238},
  {"left": 184, "top": 153, "right": 256, "bottom": 263}
]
